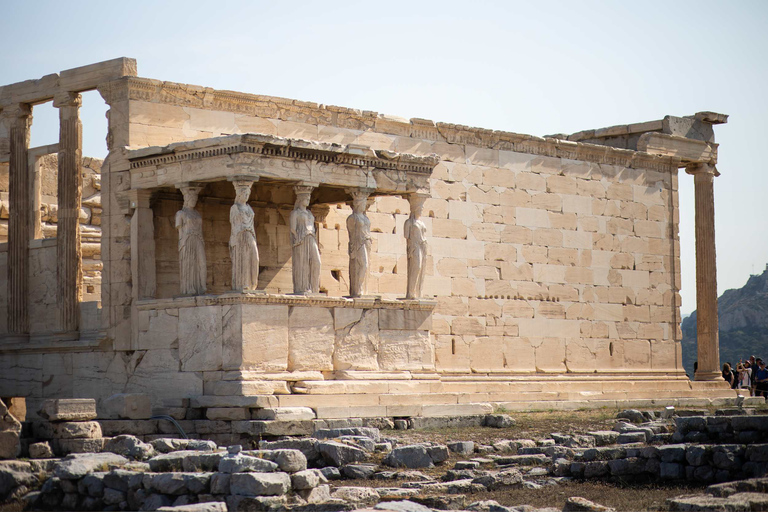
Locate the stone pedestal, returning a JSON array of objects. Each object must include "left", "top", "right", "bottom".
[
  {"left": 686, "top": 163, "right": 720, "bottom": 381},
  {"left": 54, "top": 92, "right": 83, "bottom": 334},
  {"left": 4, "top": 104, "right": 32, "bottom": 335}
]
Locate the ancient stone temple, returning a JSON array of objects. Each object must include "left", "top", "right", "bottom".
[{"left": 0, "top": 58, "right": 737, "bottom": 419}]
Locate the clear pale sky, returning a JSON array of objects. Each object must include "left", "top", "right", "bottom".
[{"left": 2, "top": 0, "right": 766, "bottom": 315}]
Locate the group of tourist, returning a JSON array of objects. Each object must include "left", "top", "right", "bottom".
[{"left": 722, "top": 356, "right": 768, "bottom": 398}]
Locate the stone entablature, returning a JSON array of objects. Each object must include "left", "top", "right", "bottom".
[
  {"left": 123, "top": 133, "right": 437, "bottom": 203},
  {"left": 96, "top": 76, "right": 682, "bottom": 173}
]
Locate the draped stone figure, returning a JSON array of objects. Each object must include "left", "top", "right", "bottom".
[
  {"left": 346, "top": 189, "right": 372, "bottom": 297},
  {"left": 404, "top": 194, "right": 428, "bottom": 299},
  {"left": 229, "top": 180, "right": 259, "bottom": 291},
  {"left": 175, "top": 185, "right": 207, "bottom": 296},
  {"left": 290, "top": 185, "right": 321, "bottom": 294}
]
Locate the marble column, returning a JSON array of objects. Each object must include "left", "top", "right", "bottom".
[
  {"left": 130, "top": 190, "right": 157, "bottom": 301},
  {"left": 175, "top": 184, "right": 207, "bottom": 296},
  {"left": 686, "top": 163, "right": 720, "bottom": 381},
  {"left": 345, "top": 188, "right": 372, "bottom": 297},
  {"left": 229, "top": 179, "right": 259, "bottom": 292},
  {"left": 4, "top": 104, "right": 32, "bottom": 335},
  {"left": 54, "top": 92, "right": 83, "bottom": 333},
  {"left": 290, "top": 185, "right": 321, "bottom": 294},
  {"left": 404, "top": 193, "right": 429, "bottom": 300}
]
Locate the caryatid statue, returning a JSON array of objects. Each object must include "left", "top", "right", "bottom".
[
  {"left": 175, "top": 184, "right": 207, "bottom": 296},
  {"left": 404, "top": 194, "right": 428, "bottom": 299},
  {"left": 290, "top": 185, "right": 321, "bottom": 294},
  {"left": 346, "top": 188, "right": 373, "bottom": 297},
  {"left": 229, "top": 179, "right": 260, "bottom": 291}
]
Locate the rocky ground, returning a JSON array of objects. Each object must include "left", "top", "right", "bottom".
[{"left": 1, "top": 407, "right": 768, "bottom": 512}]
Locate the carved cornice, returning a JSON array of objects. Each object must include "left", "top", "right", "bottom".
[
  {"left": 127, "top": 133, "right": 441, "bottom": 175},
  {"left": 136, "top": 293, "right": 437, "bottom": 311},
  {"left": 108, "top": 76, "right": 682, "bottom": 173}
]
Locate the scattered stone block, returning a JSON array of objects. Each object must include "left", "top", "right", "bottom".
[
  {"left": 256, "top": 449, "right": 307, "bottom": 473},
  {"left": 331, "top": 485, "right": 380, "bottom": 503},
  {"left": 229, "top": 472, "right": 291, "bottom": 496},
  {"left": 0, "top": 399, "right": 21, "bottom": 460},
  {"left": 1, "top": 398, "right": 26, "bottom": 422},
  {"left": 158, "top": 502, "right": 227, "bottom": 512},
  {"left": 151, "top": 438, "right": 191, "bottom": 454},
  {"left": 617, "top": 432, "right": 646, "bottom": 444},
  {"left": 104, "top": 435, "right": 156, "bottom": 461},
  {"left": 28, "top": 442, "right": 54, "bottom": 459},
  {"left": 384, "top": 445, "right": 434, "bottom": 469},
  {"left": 39, "top": 399, "right": 97, "bottom": 422},
  {"left": 103, "top": 469, "right": 144, "bottom": 492},
  {"left": 259, "top": 438, "right": 319, "bottom": 462},
  {"left": 485, "top": 414, "right": 515, "bottom": 428},
  {"left": 219, "top": 453, "right": 277, "bottom": 474},
  {"left": 374, "top": 500, "right": 433, "bottom": 512},
  {"left": 297, "top": 483, "right": 331, "bottom": 503},
  {"left": 54, "top": 438, "right": 107, "bottom": 455},
  {"left": 563, "top": 496, "right": 615, "bottom": 511},
  {"left": 0, "top": 461, "right": 37, "bottom": 501},
  {"left": 342, "top": 463, "right": 378, "bottom": 479},
  {"left": 292, "top": 469, "right": 325, "bottom": 489},
  {"left": 54, "top": 452, "right": 129, "bottom": 480},
  {"left": 587, "top": 431, "right": 619, "bottom": 446},
  {"left": 471, "top": 468, "right": 523, "bottom": 490},
  {"left": 448, "top": 441, "right": 475, "bottom": 455},
  {"left": 317, "top": 441, "right": 368, "bottom": 467},
  {"left": 313, "top": 427, "right": 381, "bottom": 442}
]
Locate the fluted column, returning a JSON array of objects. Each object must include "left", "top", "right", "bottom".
[
  {"left": 686, "top": 163, "right": 720, "bottom": 381},
  {"left": 54, "top": 92, "right": 83, "bottom": 334},
  {"left": 4, "top": 104, "right": 32, "bottom": 335}
]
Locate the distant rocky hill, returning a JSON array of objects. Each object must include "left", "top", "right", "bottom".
[{"left": 681, "top": 265, "right": 768, "bottom": 378}]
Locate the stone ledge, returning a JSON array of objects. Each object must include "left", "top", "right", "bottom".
[{"left": 136, "top": 294, "right": 437, "bottom": 311}]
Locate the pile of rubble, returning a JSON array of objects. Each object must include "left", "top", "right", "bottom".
[{"left": 2, "top": 399, "right": 768, "bottom": 511}]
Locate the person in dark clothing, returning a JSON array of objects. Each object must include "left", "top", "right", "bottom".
[
  {"left": 722, "top": 363, "right": 734, "bottom": 387},
  {"left": 755, "top": 359, "right": 768, "bottom": 398}
]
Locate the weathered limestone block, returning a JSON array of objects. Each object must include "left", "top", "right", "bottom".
[
  {"left": 34, "top": 421, "right": 102, "bottom": 440},
  {"left": 54, "top": 453, "right": 129, "bottom": 480},
  {"left": 378, "top": 309, "right": 432, "bottom": 331},
  {"left": 228, "top": 305, "right": 289, "bottom": 371},
  {"left": 229, "top": 471, "right": 291, "bottom": 496},
  {"left": 253, "top": 408, "right": 315, "bottom": 421},
  {"left": 378, "top": 330, "right": 434, "bottom": 371},
  {"left": 288, "top": 307, "right": 334, "bottom": 371},
  {"left": 179, "top": 306, "right": 223, "bottom": 371},
  {"left": 138, "top": 309, "right": 179, "bottom": 350},
  {"left": 1, "top": 398, "right": 25, "bottom": 422},
  {"left": 333, "top": 309, "right": 380, "bottom": 371},
  {"left": 469, "top": 336, "right": 534, "bottom": 372},
  {"left": 101, "top": 394, "right": 152, "bottom": 420},
  {"left": 39, "top": 398, "right": 97, "bottom": 421},
  {"left": 29, "top": 441, "right": 54, "bottom": 459}
]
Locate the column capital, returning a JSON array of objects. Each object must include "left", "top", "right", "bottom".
[
  {"left": 228, "top": 175, "right": 259, "bottom": 185},
  {"left": 0, "top": 103, "right": 32, "bottom": 119},
  {"left": 176, "top": 181, "right": 206, "bottom": 192},
  {"left": 685, "top": 162, "right": 719, "bottom": 178},
  {"left": 52, "top": 92, "right": 82, "bottom": 109},
  {"left": 294, "top": 183, "right": 317, "bottom": 196},
  {"left": 345, "top": 187, "right": 374, "bottom": 199},
  {"left": 128, "top": 189, "right": 153, "bottom": 210}
]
